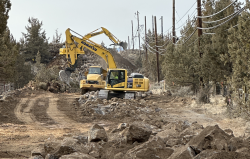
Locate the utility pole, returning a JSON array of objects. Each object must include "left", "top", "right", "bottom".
[
  {"left": 197, "top": 0, "right": 202, "bottom": 57},
  {"left": 152, "top": 15, "right": 154, "bottom": 35},
  {"left": 136, "top": 11, "right": 141, "bottom": 56},
  {"left": 197, "top": 0, "right": 203, "bottom": 86},
  {"left": 128, "top": 36, "right": 130, "bottom": 50},
  {"left": 131, "top": 20, "right": 134, "bottom": 50},
  {"left": 154, "top": 16, "right": 160, "bottom": 83},
  {"left": 161, "top": 16, "right": 163, "bottom": 40},
  {"left": 172, "top": 0, "right": 176, "bottom": 44},
  {"left": 145, "top": 16, "right": 148, "bottom": 62}
]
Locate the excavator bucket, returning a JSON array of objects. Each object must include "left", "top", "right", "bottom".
[
  {"left": 119, "top": 42, "right": 128, "bottom": 50},
  {"left": 59, "top": 70, "right": 72, "bottom": 86}
]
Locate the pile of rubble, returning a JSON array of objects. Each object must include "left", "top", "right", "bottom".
[
  {"left": 76, "top": 91, "right": 161, "bottom": 124},
  {"left": 29, "top": 121, "right": 250, "bottom": 159}
]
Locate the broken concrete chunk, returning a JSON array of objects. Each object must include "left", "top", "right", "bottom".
[{"left": 88, "top": 124, "right": 108, "bottom": 142}]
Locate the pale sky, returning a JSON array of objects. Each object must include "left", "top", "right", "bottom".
[{"left": 8, "top": 0, "right": 245, "bottom": 49}]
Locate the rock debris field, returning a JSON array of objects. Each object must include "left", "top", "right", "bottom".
[{"left": 0, "top": 88, "right": 250, "bottom": 159}]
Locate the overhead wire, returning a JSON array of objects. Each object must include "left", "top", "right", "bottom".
[
  {"left": 203, "top": 8, "right": 243, "bottom": 24},
  {"left": 197, "top": 0, "right": 237, "bottom": 18},
  {"left": 176, "top": 1, "right": 197, "bottom": 24},
  {"left": 197, "top": 7, "right": 245, "bottom": 30}
]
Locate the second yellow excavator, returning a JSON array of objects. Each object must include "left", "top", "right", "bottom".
[{"left": 59, "top": 28, "right": 149, "bottom": 99}]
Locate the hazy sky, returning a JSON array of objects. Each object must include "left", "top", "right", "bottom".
[{"left": 8, "top": 0, "right": 245, "bottom": 49}]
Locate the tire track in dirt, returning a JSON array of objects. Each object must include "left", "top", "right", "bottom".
[
  {"left": 14, "top": 95, "right": 46, "bottom": 125},
  {"left": 47, "top": 97, "right": 91, "bottom": 131},
  {"left": 14, "top": 98, "right": 30, "bottom": 124}
]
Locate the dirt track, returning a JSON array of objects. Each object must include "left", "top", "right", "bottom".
[{"left": 0, "top": 90, "right": 249, "bottom": 158}]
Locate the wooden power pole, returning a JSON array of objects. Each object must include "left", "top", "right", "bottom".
[
  {"left": 197, "top": 0, "right": 203, "bottom": 85},
  {"left": 152, "top": 15, "right": 154, "bottom": 35},
  {"left": 155, "top": 16, "right": 160, "bottom": 83},
  {"left": 128, "top": 36, "right": 130, "bottom": 50},
  {"left": 161, "top": 16, "right": 163, "bottom": 40},
  {"left": 197, "top": 0, "right": 202, "bottom": 57},
  {"left": 137, "top": 11, "right": 141, "bottom": 56},
  {"left": 172, "top": 0, "right": 176, "bottom": 44},
  {"left": 145, "top": 16, "right": 148, "bottom": 62},
  {"left": 131, "top": 20, "right": 134, "bottom": 50}
]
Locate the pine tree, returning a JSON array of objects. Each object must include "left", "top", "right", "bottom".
[
  {"left": 0, "top": 0, "right": 11, "bottom": 36},
  {"left": 21, "top": 17, "right": 50, "bottom": 63},
  {"left": 0, "top": 28, "right": 19, "bottom": 82}
]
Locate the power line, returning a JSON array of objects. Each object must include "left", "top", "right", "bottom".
[
  {"left": 176, "top": 1, "right": 197, "bottom": 24},
  {"left": 197, "top": 7, "right": 244, "bottom": 30},
  {"left": 203, "top": 8, "right": 243, "bottom": 24},
  {"left": 197, "top": 0, "right": 237, "bottom": 18}
]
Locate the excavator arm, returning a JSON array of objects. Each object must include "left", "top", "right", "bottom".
[
  {"left": 60, "top": 28, "right": 117, "bottom": 68},
  {"left": 84, "top": 27, "right": 127, "bottom": 49},
  {"left": 59, "top": 28, "right": 121, "bottom": 85}
]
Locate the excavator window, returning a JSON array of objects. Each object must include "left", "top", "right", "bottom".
[{"left": 108, "top": 70, "right": 125, "bottom": 87}]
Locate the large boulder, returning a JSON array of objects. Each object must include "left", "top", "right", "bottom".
[
  {"left": 59, "top": 152, "right": 95, "bottom": 159},
  {"left": 124, "top": 136, "right": 174, "bottom": 159},
  {"left": 188, "top": 125, "right": 232, "bottom": 154},
  {"left": 88, "top": 124, "right": 108, "bottom": 142},
  {"left": 121, "top": 123, "right": 152, "bottom": 144}
]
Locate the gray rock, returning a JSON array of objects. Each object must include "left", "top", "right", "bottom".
[
  {"left": 44, "top": 137, "right": 61, "bottom": 154},
  {"left": 88, "top": 124, "right": 108, "bottom": 142},
  {"left": 31, "top": 146, "right": 46, "bottom": 158},
  {"left": 121, "top": 123, "right": 152, "bottom": 144},
  {"left": 124, "top": 136, "right": 174, "bottom": 159},
  {"left": 114, "top": 152, "right": 124, "bottom": 159},
  {"left": 168, "top": 145, "right": 196, "bottom": 159},
  {"left": 188, "top": 125, "right": 232, "bottom": 154}
]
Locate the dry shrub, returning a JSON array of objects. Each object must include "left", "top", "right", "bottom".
[{"left": 172, "top": 86, "right": 193, "bottom": 97}]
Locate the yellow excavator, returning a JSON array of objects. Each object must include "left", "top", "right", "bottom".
[
  {"left": 59, "top": 28, "right": 149, "bottom": 99},
  {"left": 59, "top": 27, "right": 126, "bottom": 94}
]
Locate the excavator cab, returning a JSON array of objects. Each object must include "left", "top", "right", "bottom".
[{"left": 107, "top": 69, "right": 126, "bottom": 88}]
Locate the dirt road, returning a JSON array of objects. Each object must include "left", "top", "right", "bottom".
[{"left": 0, "top": 90, "right": 249, "bottom": 158}]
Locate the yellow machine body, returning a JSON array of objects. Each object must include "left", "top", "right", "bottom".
[{"left": 59, "top": 28, "right": 149, "bottom": 98}]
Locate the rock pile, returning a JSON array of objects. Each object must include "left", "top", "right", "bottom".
[{"left": 29, "top": 122, "right": 250, "bottom": 159}]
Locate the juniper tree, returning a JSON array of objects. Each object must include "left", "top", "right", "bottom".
[
  {"left": 0, "top": 0, "right": 11, "bottom": 36},
  {"left": 0, "top": 28, "right": 19, "bottom": 81},
  {"left": 21, "top": 17, "right": 50, "bottom": 63}
]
